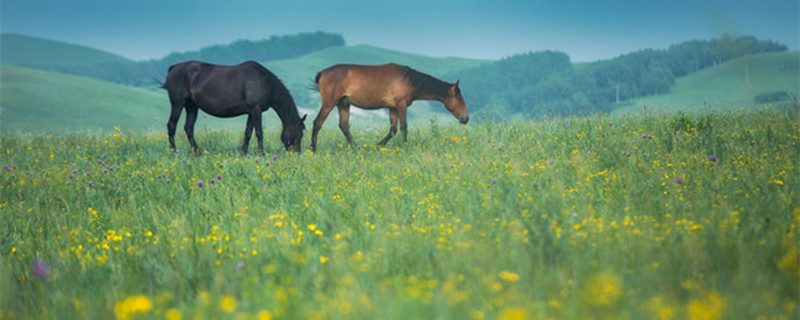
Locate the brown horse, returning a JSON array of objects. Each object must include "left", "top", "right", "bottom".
[
  {"left": 310, "top": 63, "right": 468, "bottom": 151},
  {"left": 161, "top": 60, "right": 306, "bottom": 154}
]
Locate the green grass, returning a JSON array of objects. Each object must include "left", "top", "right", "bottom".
[
  {"left": 1, "top": 108, "right": 797, "bottom": 319},
  {"left": 1, "top": 33, "right": 133, "bottom": 67},
  {"left": 614, "top": 51, "right": 800, "bottom": 114}
]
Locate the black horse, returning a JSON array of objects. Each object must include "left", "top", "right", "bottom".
[{"left": 161, "top": 60, "right": 306, "bottom": 153}]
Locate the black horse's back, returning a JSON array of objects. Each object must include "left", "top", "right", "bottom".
[{"left": 162, "top": 60, "right": 306, "bottom": 153}]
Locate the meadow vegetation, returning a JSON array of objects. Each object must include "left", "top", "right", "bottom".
[{"left": 1, "top": 107, "right": 797, "bottom": 319}]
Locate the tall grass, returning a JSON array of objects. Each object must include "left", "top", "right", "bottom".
[{"left": 1, "top": 108, "right": 798, "bottom": 319}]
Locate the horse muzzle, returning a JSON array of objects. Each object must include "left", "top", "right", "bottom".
[{"left": 459, "top": 115, "right": 470, "bottom": 124}]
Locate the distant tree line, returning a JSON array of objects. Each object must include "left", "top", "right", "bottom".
[
  {"left": 20, "top": 32, "right": 345, "bottom": 86},
  {"left": 449, "top": 35, "right": 788, "bottom": 119}
]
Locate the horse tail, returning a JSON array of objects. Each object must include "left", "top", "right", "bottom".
[
  {"left": 155, "top": 64, "right": 177, "bottom": 89},
  {"left": 153, "top": 77, "right": 167, "bottom": 89},
  {"left": 306, "top": 71, "right": 322, "bottom": 91}
]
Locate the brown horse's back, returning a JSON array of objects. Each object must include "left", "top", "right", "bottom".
[{"left": 316, "top": 63, "right": 413, "bottom": 109}]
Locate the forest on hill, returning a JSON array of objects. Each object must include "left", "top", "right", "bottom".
[{"left": 448, "top": 35, "right": 789, "bottom": 120}]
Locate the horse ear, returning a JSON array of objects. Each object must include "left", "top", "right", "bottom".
[
  {"left": 301, "top": 114, "right": 307, "bottom": 121},
  {"left": 454, "top": 80, "right": 460, "bottom": 87}
]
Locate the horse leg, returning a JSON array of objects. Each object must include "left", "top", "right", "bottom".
[
  {"left": 398, "top": 107, "right": 409, "bottom": 143},
  {"left": 337, "top": 102, "right": 354, "bottom": 146},
  {"left": 253, "top": 109, "right": 265, "bottom": 154},
  {"left": 377, "top": 109, "right": 399, "bottom": 146},
  {"left": 242, "top": 113, "right": 254, "bottom": 154},
  {"left": 311, "top": 102, "right": 335, "bottom": 152},
  {"left": 184, "top": 104, "right": 200, "bottom": 153},
  {"left": 166, "top": 101, "right": 183, "bottom": 150}
]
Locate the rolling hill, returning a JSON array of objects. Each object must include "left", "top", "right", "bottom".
[
  {"left": 1, "top": 33, "right": 133, "bottom": 67},
  {"left": 0, "top": 65, "right": 165, "bottom": 132},
  {"left": 1, "top": 34, "right": 796, "bottom": 134},
  {"left": 614, "top": 51, "right": 799, "bottom": 113}
]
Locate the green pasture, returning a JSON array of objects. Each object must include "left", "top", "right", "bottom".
[{"left": 1, "top": 108, "right": 797, "bottom": 319}]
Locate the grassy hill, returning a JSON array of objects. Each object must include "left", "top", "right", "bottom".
[
  {"left": 614, "top": 51, "right": 799, "bottom": 114},
  {"left": 0, "top": 65, "right": 165, "bottom": 132},
  {"left": 1, "top": 33, "right": 133, "bottom": 67}
]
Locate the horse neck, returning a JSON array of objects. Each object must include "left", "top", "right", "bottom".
[
  {"left": 414, "top": 90, "right": 449, "bottom": 103},
  {"left": 272, "top": 91, "right": 302, "bottom": 126},
  {"left": 408, "top": 71, "right": 451, "bottom": 103}
]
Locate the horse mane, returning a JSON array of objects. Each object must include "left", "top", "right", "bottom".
[
  {"left": 403, "top": 66, "right": 451, "bottom": 99},
  {"left": 259, "top": 67, "right": 303, "bottom": 127}
]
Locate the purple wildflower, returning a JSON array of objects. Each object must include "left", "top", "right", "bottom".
[
  {"left": 88, "top": 181, "right": 93, "bottom": 186},
  {"left": 237, "top": 262, "right": 245, "bottom": 270},
  {"left": 273, "top": 155, "right": 278, "bottom": 161},
  {"left": 73, "top": 169, "right": 78, "bottom": 173},
  {"left": 492, "top": 178, "right": 498, "bottom": 184},
  {"left": 265, "top": 161, "right": 270, "bottom": 166},
  {"left": 709, "top": 155, "right": 717, "bottom": 162},
  {"left": 197, "top": 180, "right": 204, "bottom": 187},
  {"left": 166, "top": 179, "right": 171, "bottom": 184},
  {"left": 209, "top": 179, "right": 216, "bottom": 184},
  {"left": 69, "top": 174, "right": 74, "bottom": 179},
  {"left": 255, "top": 158, "right": 259, "bottom": 163},
  {"left": 31, "top": 259, "right": 50, "bottom": 279},
  {"left": 85, "top": 171, "right": 90, "bottom": 176},
  {"left": 675, "top": 177, "right": 683, "bottom": 184},
  {"left": 217, "top": 175, "right": 222, "bottom": 180},
  {"left": 549, "top": 160, "right": 554, "bottom": 164}
]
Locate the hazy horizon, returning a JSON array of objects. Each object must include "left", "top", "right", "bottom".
[{"left": 2, "top": 0, "right": 798, "bottom": 62}]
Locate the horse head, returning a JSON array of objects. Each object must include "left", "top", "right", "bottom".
[
  {"left": 281, "top": 114, "right": 307, "bottom": 152},
  {"left": 444, "top": 80, "right": 469, "bottom": 124}
]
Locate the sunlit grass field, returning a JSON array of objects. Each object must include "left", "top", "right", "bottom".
[{"left": 1, "top": 108, "right": 798, "bottom": 320}]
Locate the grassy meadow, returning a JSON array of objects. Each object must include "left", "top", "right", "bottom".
[{"left": 1, "top": 108, "right": 798, "bottom": 320}]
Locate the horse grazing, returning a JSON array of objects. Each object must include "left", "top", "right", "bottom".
[
  {"left": 161, "top": 60, "right": 306, "bottom": 154},
  {"left": 310, "top": 63, "right": 468, "bottom": 151}
]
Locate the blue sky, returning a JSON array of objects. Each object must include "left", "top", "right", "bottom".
[{"left": 2, "top": 0, "right": 797, "bottom": 62}]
